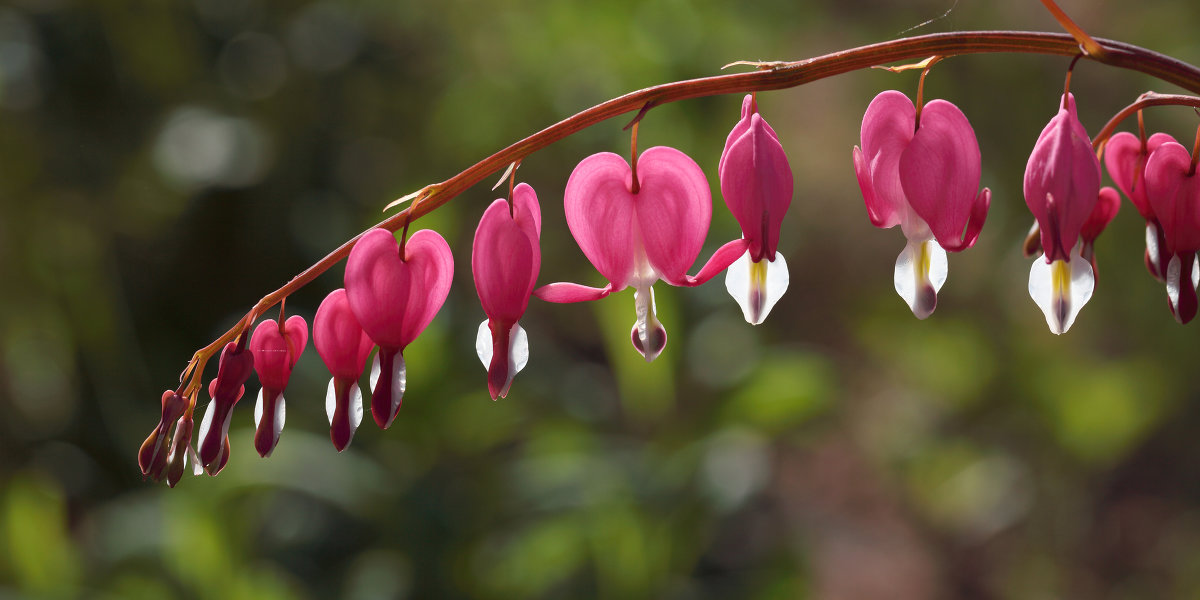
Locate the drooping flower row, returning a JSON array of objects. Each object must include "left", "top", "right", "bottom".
[
  {"left": 139, "top": 95, "right": 795, "bottom": 482},
  {"left": 140, "top": 85, "right": 1200, "bottom": 485}
]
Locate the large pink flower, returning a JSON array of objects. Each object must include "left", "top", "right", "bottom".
[
  {"left": 314, "top": 288, "right": 375, "bottom": 451},
  {"left": 472, "top": 183, "right": 540, "bottom": 399},
  {"left": 1145, "top": 140, "right": 1200, "bottom": 324},
  {"left": 248, "top": 315, "right": 308, "bottom": 458},
  {"left": 535, "top": 146, "right": 746, "bottom": 361},
  {"left": 1024, "top": 93, "right": 1102, "bottom": 334},
  {"left": 1105, "top": 131, "right": 1175, "bottom": 280},
  {"left": 346, "top": 228, "right": 453, "bottom": 428},
  {"left": 853, "top": 90, "right": 990, "bottom": 319},
  {"left": 719, "top": 95, "right": 792, "bottom": 325}
]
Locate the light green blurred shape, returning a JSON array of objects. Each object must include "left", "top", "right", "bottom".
[
  {"left": 1033, "top": 359, "right": 1169, "bottom": 465},
  {"left": 857, "top": 315, "right": 995, "bottom": 410},
  {"left": 588, "top": 505, "right": 671, "bottom": 599},
  {"left": 440, "top": 389, "right": 525, "bottom": 455},
  {"left": 720, "top": 351, "right": 835, "bottom": 434},
  {"left": 596, "top": 287, "right": 677, "bottom": 422},
  {"left": 903, "top": 440, "right": 1029, "bottom": 538},
  {"left": 1, "top": 474, "right": 81, "bottom": 597},
  {"left": 479, "top": 515, "right": 586, "bottom": 597}
]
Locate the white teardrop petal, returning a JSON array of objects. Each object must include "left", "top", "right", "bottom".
[
  {"left": 1028, "top": 251, "right": 1094, "bottom": 335},
  {"left": 893, "top": 238, "right": 947, "bottom": 319},
  {"left": 194, "top": 400, "right": 215, "bottom": 476},
  {"left": 1146, "top": 222, "right": 1161, "bottom": 273},
  {"left": 349, "top": 382, "right": 363, "bottom": 430},
  {"left": 510, "top": 322, "right": 529, "bottom": 375},
  {"left": 254, "top": 388, "right": 264, "bottom": 427},
  {"left": 325, "top": 377, "right": 337, "bottom": 425},
  {"left": 724, "top": 249, "right": 790, "bottom": 325},
  {"left": 475, "top": 319, "right": 492, "bottom": 370},
  {"left": 369, "top": 352, "right": 406, "bottom": 417}
]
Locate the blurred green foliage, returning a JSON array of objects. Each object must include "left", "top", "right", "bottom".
[{"left": 2, "top": 0, "right": 1200, "bottom": 598}]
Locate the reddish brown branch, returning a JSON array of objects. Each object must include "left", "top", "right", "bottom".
[{"left": 180, "top": 30, "right": 1200, "bottom": 397}]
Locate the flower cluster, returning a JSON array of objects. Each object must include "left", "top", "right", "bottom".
[{"left": 141, "top": 71, "right": 1200, "bottom": 484}]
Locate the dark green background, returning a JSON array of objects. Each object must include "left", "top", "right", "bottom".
[{"left": 2, "top": 0, "right": 1199, "bottom": 598}]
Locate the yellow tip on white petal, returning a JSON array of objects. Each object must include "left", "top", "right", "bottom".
[{"left": 1028, "top": 251, "right": 1094, "bottom": 335}]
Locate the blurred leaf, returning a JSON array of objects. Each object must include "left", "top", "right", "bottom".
[
  {"left": 720, "top": 351, "right": 835, "bottom": 433},
  {"left": 1, "top": 474, "right": 81, "bottom": 597}
]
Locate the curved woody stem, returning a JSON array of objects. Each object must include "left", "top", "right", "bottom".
[{"left": 180, "top": 30, "right": 1200, "bottom": 396}]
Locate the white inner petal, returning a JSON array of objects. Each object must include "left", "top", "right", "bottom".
[
  {"left": 369, "top": 352, "right": 406, "bottom": 419},
  {"left": 196, "top": 399, "right": 215, "bottom": 463},
  {"left": 325, "top": 378, "right": 337, "bottom": 424},
  {"left": 510, "top": 323, "right": 529, "bottom": 375},
  {"left": 893, "top": 238, "right": 947, "bottom": 320},
  {"left": 1146, "top": 222, "right": 1161, "bottom": 272},
  {"left": 475, "top": 319, "right": 492, "bottom": 370},
  {"left": 724, "top": 249, "right": 789, "bottom": 325},
  {"left": 1028, "top": 250, "right": 1094, "bottom": 335}
]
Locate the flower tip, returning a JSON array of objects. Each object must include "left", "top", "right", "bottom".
[
  {"left": 369, "top": 349, "right": 406, "bottom": 429},
  {"left": 630, "top": 321, "right": 667, "bottom": 362}
]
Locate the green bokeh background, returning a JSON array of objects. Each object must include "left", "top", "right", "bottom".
[{"left": 2, "top": 0, "right": 1200, "bottom": 598}]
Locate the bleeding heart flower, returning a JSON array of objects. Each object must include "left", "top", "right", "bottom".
[
  {"left": 196, "top": 340, "right": 256, "bottom": 475},
  {"left": 535, "top": 146, "right": 747, "bottom": 361},
  {"left": 853, "top": 90, "right": 990, "bottom": 319},
  {"left": 315, "top": 288, "right": 375, "bottom": 451},
  {"left": 345, "top": 228, "right": 453, "bottom": 427},
  {"left": 1024, "top": 93, "right": 1101, "bottom": 334},
  {"left": 1145, "top": 140, "right": 1200, "bottom": 324},
  {"left": 472, "top": 183, "right": 540, "bottom": 399},
  {"left": 248, "top": 314, "right": 308, "bottom": 458},
  {"left": 1105, "top": 131, "right": 1175, "bottom": 280},
  {"left": 719, "top": 95, "right": 793, "bottom": 325}
]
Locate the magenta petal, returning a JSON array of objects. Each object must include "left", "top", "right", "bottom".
[
  {"left": 720, "top": 113, "right": 793, "bottom": 261},
  {"left": 345, "top": 229, "right": 413, "bottom": 347},
  {"left": 1023, "top": 94, "right": 1101, "bottom": 262},
  {"left": 473, "top": 198, "right": 539, "bottom": 323},
  {"left": 250, "top": 315, "right": 308, "bottom": 391},
  {"left": 899, "top": 99, "right": 982, "bottom": 248},
  {"left": 635, "top": 146, "right": 712, "bottom": 285},
  {"left": 719, "top": 95, "right": 781, "bottom": 174},
  {"left": 1082, "top": 186, "right": 1121, "bottom": 242},
  {"left": 1146, "top": 142, "right": 1200, "bottom": 254},
  {"left": 400, "top": 230, "right": 454, "bottom": 347},
  {"left": 564, "top": 152, "right": 638, "bottom": 288},
  {"left": 856, "top": 90, "right": 916, "bottom": 230},
  {"left": 1104, "top": 132, "right": 1174, "bottom": 221},
  {"left": 534, "top": 282, "right": 613, "bottom": 303},
  {"left": 314, "top": 288, "right": 374, "bottom": 382},
  {"left": 681, "top": 239, "right": 750, "bottom": 287},
  {"left": 940, "top": 188, "right": 991, "bottom": 253},
  {"left": 513, "top": 182, "right": 542, "bottom": 239}
]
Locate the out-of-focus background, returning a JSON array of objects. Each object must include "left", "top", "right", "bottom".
[{"left": 2, "top": 0, "right": 1200, "bottom": 598}]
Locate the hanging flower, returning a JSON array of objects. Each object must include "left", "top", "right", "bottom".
[
  {"left": 853, "top": 90, "right": 990, "bottom": 319},
  {"left": 1144, "top": 139, "right": 1200, "bottom": 323},
  {"left": 345, "top": 228, "right": 453, "bottom": 428},
  {"left": 535, "top": 146, "right": 747, "bottom": 361},
  {"left": 248, "top": 314, "right": 308, "bottom": 457},
  {"left": 314, "top": 288, "right": 375, "bottom": 451},
  {"left": 1024, "top": 93, "right": 1101, "bottom": 334},
  {"left": 1104, "top": 131, "right": 1175, "bottom": 280},
  {"left": 472, "top": 183, "right": 541, "bottom": 399},
  {"left": 195, "top": 340, "right": 256, "bottom": 475},
  {"left": 719, "top": 94, "right": 793, "bottom": 324}
]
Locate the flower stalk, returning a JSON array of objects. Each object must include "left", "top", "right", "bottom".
[{"left": 174, "top": 30, "right": 1200, "bottom": 401}]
